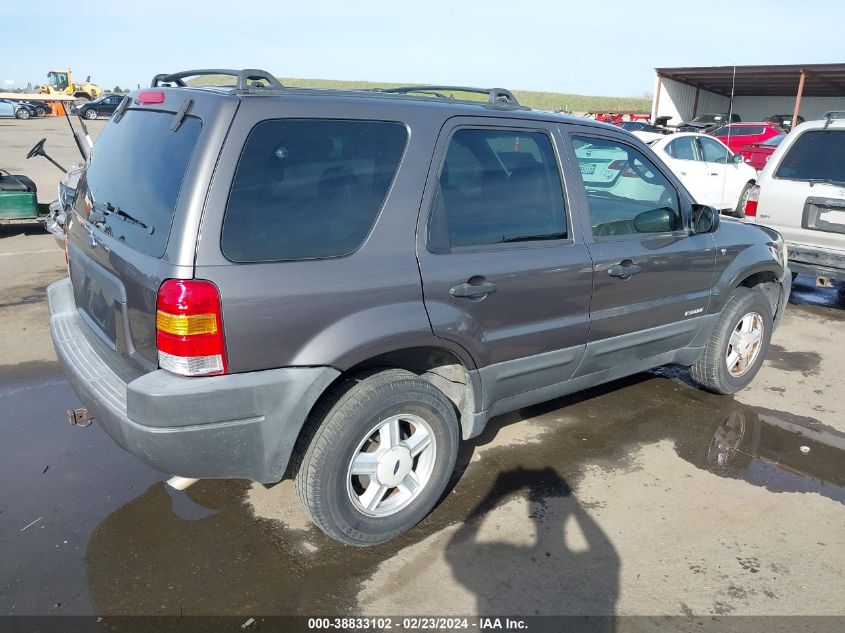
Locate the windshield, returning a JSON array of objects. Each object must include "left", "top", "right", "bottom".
[
  {"left": 692, "top": 114, "right": 722, "bottom": 124},
  {"left": 775, "top": 130, "right": 845, "bottom": 183},
  {"left": 74, "top": 109, "right": 202, "bottom": 258},
  {"left": 48, "top": 72, "right": 68, "bottom": 90}
]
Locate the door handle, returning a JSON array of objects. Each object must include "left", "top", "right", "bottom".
[
  {"left": 607, "top": 260, "right": 642, "bottom": 279},
  {"left": 450, "top": 279, "right": 498, "bottom": 299},
  {"left": 708, "top": 172, "right": 720, "bottom": 176}
]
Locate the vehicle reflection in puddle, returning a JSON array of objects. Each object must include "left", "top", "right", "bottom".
[
  {"left": 684, "top": 406, "right": 845, "bottom": 504},
  {"left": 83, "top": 374, "right": 845, "bottom": 615}
]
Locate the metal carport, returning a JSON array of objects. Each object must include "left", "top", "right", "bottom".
[{"left": 651, "top": 63, "right": 845, "bottom": 126}]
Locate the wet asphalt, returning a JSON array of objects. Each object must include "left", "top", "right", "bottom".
[{"left": 0, "top": 274, "right": 843, "bottom": 618}]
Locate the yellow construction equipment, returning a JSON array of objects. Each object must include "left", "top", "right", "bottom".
[{"left": 38, "top": 70, "right": 103, "bottom": 103}]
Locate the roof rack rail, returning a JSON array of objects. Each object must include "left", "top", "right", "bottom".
[
  {"left": 150, "top": 69, "right": 283, "bottom": 91},
  {"left": 378, "top": 85, "right": 524, "bottom": 107},
  {"left": 823, "top": 111, "right": 845, "bottom": 128}
]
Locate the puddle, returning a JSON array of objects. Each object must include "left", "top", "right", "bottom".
[{"left": 72, "top": 372, "right": 845, "bottom": 616}]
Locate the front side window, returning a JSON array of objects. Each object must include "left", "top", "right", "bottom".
[
  {"left": 774, "top": 130, "right": 845, "bottom": 183},
  {"left": 699, "top": 137, "right": 730, "bottom": 163},
  {"left": 571, "top": 135, "right": 681, "bottom": 239},
  {"left": 429, "top": 128, "right": 567, "bottom": 249},
  {"left": 222, "top": 119, "right": 408, "bottom": 262},
  {"left": 666, "top": 137, "right": 699, "bottom": 161}
]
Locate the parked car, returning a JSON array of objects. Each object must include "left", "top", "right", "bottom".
[
  {"left": 19, "top": 101, "right": 50, "bottom": 117},
  {"left": 710, "top": 122, "right": 785, "bottom": 152},
  {"left": 649, "top": 132, "right": 758, "bottom": 216},
  {"left": 677, "top": 112, "right": 741, "bottom": 133},
  {"left": 743, "top": 112, "right": 845, "bottom": 283},
  {"left": 0, "top": 99, "right": 34, "bottom": 119},
  {"left": 77, "top": 94, "right": 126, "bottom": 119},
  {"left": 48, "top": 68, "right": 790, "bottom": 546},
  {"left": 619, "top": 120, "right": 670, "bottom": 143},
  {"left": 738, "top": 135, "right": 786, "bottom": 171},
  {"left": 765, "top": 114, "right": 805, "bottom": 132}
]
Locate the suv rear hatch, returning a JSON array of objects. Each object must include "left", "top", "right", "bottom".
[
  {"left": 66, "top": 89, "right": 238, "bottom": 371},
  {"left": 756, "top": 125, "right": 845, "bottom": 252}
]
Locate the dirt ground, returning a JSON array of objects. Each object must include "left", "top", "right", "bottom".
[{"left": 1, "top": 118, "right": 843, "bottom": 624}]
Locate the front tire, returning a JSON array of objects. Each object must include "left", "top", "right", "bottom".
[
  {"left": 690, "top": 287, "right": 773, "bottom": 394},
  {"left": 15, "top": 108, "right": 30, "bottom": 120},
  {"left": 293, "top": 369, "right": 459, "bottom": 546}
]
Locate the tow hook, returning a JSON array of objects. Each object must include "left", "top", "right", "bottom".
[{"left": 67, "top": 408, "right": 93, "bottom": 427}]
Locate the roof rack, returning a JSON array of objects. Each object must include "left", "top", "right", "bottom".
[
  {"left": 150, "top": 68, "right": 283, "bottom": 91},
  {"left": 377, "top": 85, "right": 525, "bottom": 108},
  {"left": 824, "top": 111, "right": 845, "bottom": 128}
]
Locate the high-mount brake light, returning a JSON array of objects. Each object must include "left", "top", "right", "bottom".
[
  {"left": 156, "top": 279, "right": 228, "bottom": 376},
  {"left": 137, "top": 90, "right": 165, "bottom": 105}
]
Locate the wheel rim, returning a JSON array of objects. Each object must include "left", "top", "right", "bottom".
[
  {"left": 346, "top": 413, "right": 436, "bottom": 518},
  {"left": 86, "top": 110, "right": 96, "bottom": 119},
  {"left": 726, "top": 312, "right": 764, "bottom": 377},
  {"left": 707, "top": 411, "right": 746, "bottom": 467}
]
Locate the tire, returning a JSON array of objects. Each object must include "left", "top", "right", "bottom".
[
  {"left": 293, "top": 369, "right": 459, "bottom": 546},
  {"left": 84, "top": 109, "right": 98, "bottom": 120},
  {"left": 15, "top": 108, "right": 30, "bottom": 120},
  {"left": 735, "top": 182, "right": 754, "bottom": 218},
  {"left": 690, "top": 287, "right": 773, "bottom": 394},
  {"left": 35, "top": 106, "right": 45, "bottom": 117}
]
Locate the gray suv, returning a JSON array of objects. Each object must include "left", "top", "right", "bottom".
[{"left": 48, "top": 69, "right": 791, "bottom": 546}]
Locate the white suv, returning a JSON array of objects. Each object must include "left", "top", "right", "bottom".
[{"left": 743, "top": 112, "right": 845, "bottom": 283}]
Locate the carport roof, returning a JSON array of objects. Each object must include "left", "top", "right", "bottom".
[{"left": 655, "top": 63, "right": 845, "bottom": 98}]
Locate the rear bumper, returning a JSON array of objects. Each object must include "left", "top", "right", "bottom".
[
  {"left": 48, "top": 278, "right": 339, "bottom": 483},
  {"left": 788, "top": 243, "right": 845, "bottom": 281}
]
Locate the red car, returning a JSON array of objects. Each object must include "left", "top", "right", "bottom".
[
  {"left": 710, "top": 122, "right": 784, "bottom": 152},
  {"left": 737, "top": 134, "right": 786, "bottom": 170}
]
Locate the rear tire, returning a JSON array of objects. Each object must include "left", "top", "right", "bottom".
[
  {"left": 735, "top": 182, "right": 754, "bottom": 218},
  {"left": 690, "top": 287, "right": 773, "bottom": 394},
  {"left": 293, "top": 369, "right": 459, "bottom": 546},
  {"left": 35, "top": 106, "right": 46, "bottom": 117}
]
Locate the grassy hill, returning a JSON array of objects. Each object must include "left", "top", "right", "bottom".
[{"left": 188, "top": 75, "right": 651, "bottom": 113}]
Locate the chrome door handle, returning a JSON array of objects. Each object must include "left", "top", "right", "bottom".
[
  {"left": 450, "top": 280, "right": 498, "bottom": 299},
  {"left": 607, "top": 261, "right": 642, "bottom": 278}
]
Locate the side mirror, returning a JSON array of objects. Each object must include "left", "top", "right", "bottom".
[
  {"left": 634, "top": 207, "right": 677, "bottom": 233},
  {"left": 732, "top": 153, "right": 744, "bottom": 164},
  {"left": 692, "top": 204, "right": 720, "bottom": 234}
]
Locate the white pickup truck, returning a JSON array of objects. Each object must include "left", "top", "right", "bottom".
[{"left": 743, "top": 112, "right": 845, "bottom": 284}]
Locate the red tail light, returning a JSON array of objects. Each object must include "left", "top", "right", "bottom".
[
  {"left": 743, "top": 184, "right": 761, "bottom": 217},
  {"left": 156, "top": 279, "right": 228, "bottom": 376}
]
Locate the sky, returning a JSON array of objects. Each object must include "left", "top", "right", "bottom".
[{"left": 3, "top": 0, "right": 845, "bottom": 97}]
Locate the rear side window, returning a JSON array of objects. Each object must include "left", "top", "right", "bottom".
[
  {"left": 666, "top": 137, "right": 699, "bottom": 161},
  {"left": 75, "top": 110, "right": 202, "bottom": 258},
  {"left": 775, "top": 130, "right": 845, "bottom": 182},
  {"left": 714, "top": 125, "right": 765, "bottom": 137},
  {"left": 222, "top": 119, "right": 408, "bottom": 262},
  {"left": 428, "top": 128, "right": 567, "bottom": 250}
]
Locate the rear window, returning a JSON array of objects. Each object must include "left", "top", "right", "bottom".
[
  {"left": 221, "top": 119, "right": 408, "bottom": 262},
  {"left": 75, "top": 110, "right": 201, "bottom": 258},
  {"left": 775, "top": 130, "right": 845, "bottom": 182}
]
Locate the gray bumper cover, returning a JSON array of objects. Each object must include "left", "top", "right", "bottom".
[{"left": 48, "top": 278, "right": 339, "bottom": 483}]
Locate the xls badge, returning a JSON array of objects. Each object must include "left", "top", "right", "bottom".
[{"left": 684, "top": 308, "right": 704, "bottom": 317}]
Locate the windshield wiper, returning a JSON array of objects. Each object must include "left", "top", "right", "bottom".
[
  {"left": 89, "top": 202, "right": 154, "bottom": 234},
  {"left": 498, "top": 232, "right": 567, "bottom": 243},
  {"left": 807, "top": 178, "right": 845, "bottom": 188}
]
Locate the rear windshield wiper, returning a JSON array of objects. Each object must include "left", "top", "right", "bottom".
[
  {"left": 89, "top": 202, "right": 154, "bottom": 234},
  {"left": 806, "top": 178, "right": 845, "bottom": 188},
  {"left": 498, "top": 232, "right": 567, "bottom": 243}
]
